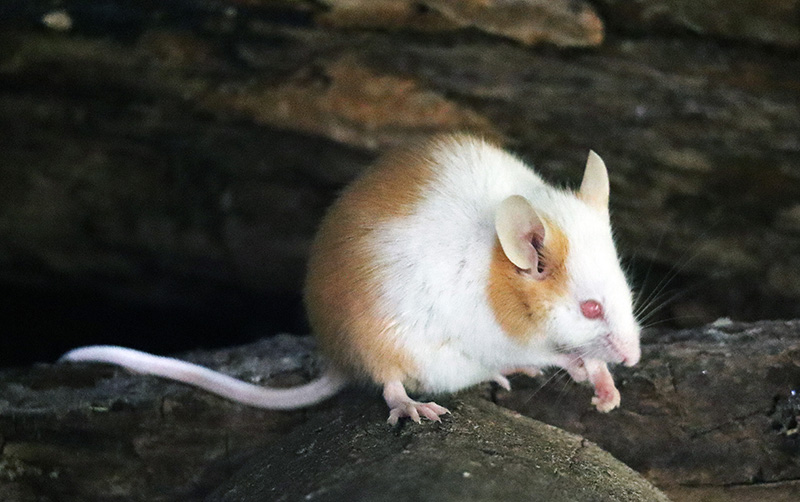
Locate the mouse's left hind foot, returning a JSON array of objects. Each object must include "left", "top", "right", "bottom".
[{"left": 383, "top": 381, "right": 450, "bottom": 425}]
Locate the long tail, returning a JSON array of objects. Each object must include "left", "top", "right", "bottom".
[{"left": 60, "top": 345, "right": 347, "bottom": 410}]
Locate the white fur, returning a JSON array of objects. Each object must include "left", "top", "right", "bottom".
[
  {"left": 368, "top": 136, "right": 639, "bottom": 393},
  {"left": 546, "top": 200, "right": 640, "bottom": 364},
  {"left": 59, "top": 136, "right": 640, "bottom": 412}
]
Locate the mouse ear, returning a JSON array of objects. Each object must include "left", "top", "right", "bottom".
[
  {"left": 495, "top": 195, "right": 545, "bottom": 272},
  {"left": 579, "top": 150, "right": 610, "bottom": 213}
]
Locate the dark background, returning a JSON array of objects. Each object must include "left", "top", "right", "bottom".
[{"left": 1, "top": 0, "right": 799, "bottom": 368}]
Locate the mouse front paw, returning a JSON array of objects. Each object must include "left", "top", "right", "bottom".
[
  {"left": 591, "top": 385, "right": 621, "bottom": 413},
  {"left": 584, "top": 359, "right": 621, "bottom": 412}
]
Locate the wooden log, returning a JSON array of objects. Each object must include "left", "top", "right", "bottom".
[
  {"left": 497, "top": 319, "right": 800, "bottom": 501},
  {"left": 0, "top": 334, "right": 671, "bottom": 502},
  {"left": 2, "top": 321, "right": 800, "bottom": 500}
]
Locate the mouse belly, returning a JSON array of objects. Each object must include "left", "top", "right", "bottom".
[{"left": 404, "top": 342, "right": 497, "bottom": 394}]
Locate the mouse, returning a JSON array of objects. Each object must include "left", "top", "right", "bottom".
[{"left": 61, "top": 134, "right": 641, "bottom": 425}]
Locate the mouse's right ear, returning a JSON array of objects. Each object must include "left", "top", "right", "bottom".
[
  {"left": 579, "top": 150, "right": 610, "bottom": 214},
  {"left": 495, "top": 195, "right": 546, "bottom": 273}
]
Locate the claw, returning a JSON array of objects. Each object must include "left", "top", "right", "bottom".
[
  {"left": 408, "top": 405, "right": 421, "bottom": 423},
  {"left": 418, "top": 403, "right": 446, "bottom": 422},
  {"left": 388, "top": 409, "right": 402, "bottom": 426},
  {"left": 591, "top": 392, "right": 620, "bottom": 413},
  {"left": 383, "top": 381, "right": 450, "bottom": 425},
  {"left": 492, "top": 374, "right": 512, "bottom": 391},
  {"left": 492, "top": 366, "right": 544, "bottom": 391},
  {"left": 518, "top": 367, "right": 542, "bottom": 378}
]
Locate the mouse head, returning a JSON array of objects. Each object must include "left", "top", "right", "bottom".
[{"left": 491, "top": 151, "right": 641, "bottom": 366}]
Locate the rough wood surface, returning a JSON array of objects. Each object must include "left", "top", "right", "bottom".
[
  {"left": 498, "top": 319, "right": 800, "bottom": 501},
  {"left": 208, "top": 397, "right": 668, "bottom": 502},
  {"left": 0, "top": 335, "right": 671, "bottom": 502},
  {"left": 596, "top": 0, "right": 800, "bottom": 47},
  {"left": 2, "top": 321, "right": 799, "bottom": 501},
  {"left": 0, "top": 335, "right": 319, "bottom": 502}
]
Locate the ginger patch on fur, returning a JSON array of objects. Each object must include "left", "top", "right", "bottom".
[{"left": 487, "top": 220, "right": 570, "bottom": 342}]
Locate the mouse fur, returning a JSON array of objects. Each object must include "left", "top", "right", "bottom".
[{"left": 62, "top": 134, "right": 640, "bottom": 424}]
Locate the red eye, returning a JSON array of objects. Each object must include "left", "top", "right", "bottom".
[{"left": 580, "top": 300, "right": 604, "bottom": 320}]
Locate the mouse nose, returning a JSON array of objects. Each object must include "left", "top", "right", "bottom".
[
  {"left": 621, "top": 340, "right": 641, "bottom": 366},
  {"left": 580, "top": 300, "right": 604, "bottom": 320}
]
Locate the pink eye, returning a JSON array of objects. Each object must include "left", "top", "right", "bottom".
[{"left": 580, "top": 300, "right": 604, "bottom": 320}]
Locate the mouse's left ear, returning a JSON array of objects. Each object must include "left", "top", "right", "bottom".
[
  {"left": 579, "top": 150, "right": 610, "bottom": 214},
  {"left": 495, "top": 195, "right": 546, "bottom": 274}
]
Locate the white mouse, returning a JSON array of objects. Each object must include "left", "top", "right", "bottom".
[{"left": 62, "top": 134, "right": 641, "bottom": 425}]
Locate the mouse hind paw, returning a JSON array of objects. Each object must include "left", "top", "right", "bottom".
[
  {"left": 387, "top": 401, "right": 449, "bottom": 425},
  {"left": 383, "top": 381, "right": 450, "bottom": 425}
]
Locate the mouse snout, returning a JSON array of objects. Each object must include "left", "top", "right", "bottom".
[
  {"left": 618, "top": 333, "right": 641, "bottom": 366},
  {"left": 606, "top": 330, "right": 641, "bottom": 367},
  {"left": 621, "top": 342, "right": 641, "bottom": 367}
]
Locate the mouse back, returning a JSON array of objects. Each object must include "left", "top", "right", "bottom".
[
  {"left": 305, "top": 135, "right": 542, "bottom": 389},
  {"left": 304, "top": 142, "right": 440, "bottom": 384}
]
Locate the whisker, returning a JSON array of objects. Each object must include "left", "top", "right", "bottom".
[
  {"left": 633, "top": 228, "right": 713, "bottom": 325},
  {"left": 520, "top": 370, "right": 561, "bottom": 406},
  {"left": 633, "top": 225, "right": 669, "bottom": 313},
  {"left": 637, "top": 288, "right": 688, "bottom": 325},
  {"left": 552, "top": 371, "right": 575, "bottom": 408},
  {"left": 517, "top": 344, "right": 617, "bottom": 409},
  {"left": 637, "top": 277, "right": 710, "bottom": 326},
  {"left": 641, "top": 315, "right": 704, "bottom": 330}
]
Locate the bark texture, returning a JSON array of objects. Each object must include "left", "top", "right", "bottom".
[
  {"left": 498, "top": 319, "right": 800, "bottom": 501},
  {"left": 0, "top": 335, "right": 671, "bottom": 502},
  {"left": 1, "top": 322, "right": 800, "bottom": 501}
]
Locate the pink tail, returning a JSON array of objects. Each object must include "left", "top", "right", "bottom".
[{"left": 60, "top": 345, "right": 346, "bottom": 409}]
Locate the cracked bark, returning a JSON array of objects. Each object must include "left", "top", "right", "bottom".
[
  {"left": 0, "top": 336, "right": 669, "bottom": 502},
  {"left": 497, "top": 319, "right": 800, "bottom": 502},
  {"left": 1, "top": 322, "right": 799, "bottom": 501}
]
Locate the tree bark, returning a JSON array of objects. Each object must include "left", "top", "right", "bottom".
[
  {"left": 1, "top": 321, "right": 799, "bottom": 501},
  {"left": 498, "top": 319, "right": 800, "bottom": 502}
]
